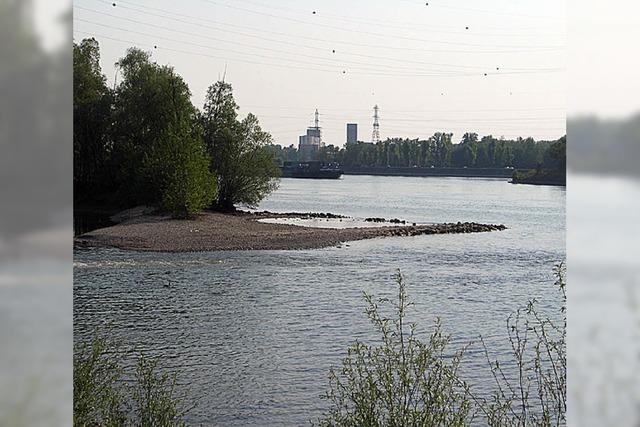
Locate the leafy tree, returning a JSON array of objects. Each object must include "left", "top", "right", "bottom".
[
  {"left": 331, "top": 132, "right": 563, "bottom": 170},
  {"left": 461, "top": 132, "right": 478, "bottom": 145},
  {"left": 202, "top": 81, "right": 279, "bottom": 211},
  {"left": 110, "top": 47, "right": 215, "bottom": 215},
  {"left": 543, "top": 136, "right": 566, "bottom": 172},
  {"left": 432, "top": 132, "right": 453, "bottom": 167},
  {"left": 112, "top": 48, "right": 196, "bottom": 202},
  {"left": 143, "top": 130, "right": 216, "bottom": 218},
  {"left": 73, "top": 38, "right": 114, "bottom": 203}
]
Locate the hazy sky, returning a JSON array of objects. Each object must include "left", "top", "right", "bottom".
[{"left": 71, "top": 0, "right": 568, "bottom": 147}]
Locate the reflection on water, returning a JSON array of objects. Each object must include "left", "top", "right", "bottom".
[{"left": 74, "top": 176, "right": 565, "bottom": 426}]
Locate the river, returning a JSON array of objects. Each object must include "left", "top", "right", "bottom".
[{"left": 74, "top": 175, "right": 565, "bottom": 425}]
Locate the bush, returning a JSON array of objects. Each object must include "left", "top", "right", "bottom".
[
  {"left": 316, "top": 266, "right": 567, "bottom": 426},
  {"left": 73, "top": 335, "right": 189, "bottom": 427},
  {"left": 144, "top": 131, "right": 217, "bottom": 218},
  {"left": 481, "top": 264, "right": 566, "bottom": 426},
  {"left": 316, "top": 271, "right": 474, "bottom": 426},
  {"left": 73, "top": 337, "right": 127, "bottom": 426}
]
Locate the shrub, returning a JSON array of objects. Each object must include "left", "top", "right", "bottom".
[
  {"left": 316, "top": 271, "right": 474, "bottom": 426},
  {"left": 143, "top": 130, "right": 217, "bottom": 218},
  {"left": 316, "top": 266, "right": 567, "bottom": 426},
  {"left": 481, "top": 264, "right": 566, "bottom": 426},
  {"left": 73, "top": 335, "right": 188, "bottom": 426},
  {"left": 73, "top": 336, "right": 127, "bottom": 426}
]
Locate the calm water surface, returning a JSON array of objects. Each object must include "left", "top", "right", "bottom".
[{"left": 74, "top": 175, "right": 565, "bottom": 426}]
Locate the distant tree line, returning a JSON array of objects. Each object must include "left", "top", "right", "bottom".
[
  {"left": 74, "top": 38, "right": 279, "bottom": 216},
  {"left": 269, "top": 132, "right": 566, "bottom": 171}
]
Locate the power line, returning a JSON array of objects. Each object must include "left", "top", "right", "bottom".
[
  {"left": 241, "top": 105, "right": 566, "bottom": 114},
  {"left": 90, "top": 0, "right": 561, "bottom": 55},
  {"left": 74, "top": 12, "right": 507, "bottom": 76},
  {"left": 255, "top": 113, "right": 564, "bottom": 122},
  {"left": 73, "top": 29, "right": 348, "bottom": 75},
  {"left": 196, "top": 0, "right": 564, "bottom": 50},
  {"left": 222, "top": 0, "right": 563, "bottom": 36},
  {"left": 77, "top": 6, "right": 550, "bottom": 73},
  {"left": 394, "top": 0, "right": 565, "bottom": 21},
  {"left": 78, "top": 3, "right": 559, "bottom": 73},
  {"left": 74, "top": 24, "right": 563, "bottom": 78}
]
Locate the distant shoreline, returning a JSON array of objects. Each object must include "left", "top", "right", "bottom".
[
  {"left": 74, "top": 210, "right": 506, "bottom": 252},
  {"left": 511, "top": 169, "right": 566, "bottom": 187},
  {"left": 342, "top": 166, "right": 514, "bottom": 179}
]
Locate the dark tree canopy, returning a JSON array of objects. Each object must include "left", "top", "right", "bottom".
[
  {"left": 74, "top": 41, "right": 217, "bottom": 217},
  {"left": 73, "top": 38, "right": 114, "bottom": 202},
  {"left": 202, "top": 81, "right": 279, "bottom": 211},
  {"left": 73, "top": 41, "right": 282, "bottom": 216},
  {"left": 269, "top": 133, "right": 565, "bottom": 171},
  {"left": 110, "top": 47, "right": 216, "bottom": 215}
]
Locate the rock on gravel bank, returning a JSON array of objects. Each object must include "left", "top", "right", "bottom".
[{"left": 74, "top": 211, "right": 506, "bottom": 252}]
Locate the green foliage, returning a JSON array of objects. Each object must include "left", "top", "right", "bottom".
[
  {"left": 73, "top": 335, "right": 188, "bottom": 427},
  {"left": 481, "top": 264, "right": 566, "bottom": 426},
  {"left": 202, "top": 81, "right": 279, "bottom": 211},
  {"left": 265, "top": 143, "right": 300, "bottom": 165},
  {"left": 73, "top": 38, "right": 114, "bottom": 202},
  {"left": 143, "top": 130, "right": 217, "bottom": 218},
  {"left": 316, "top": 271, "right": 474, "bottom": 426},
  {"left": 74, "top": 40, "right": 285, "bottom": 216},
  {"left": 73, "top": 337, "right": 128, "bottom": 426},
  {"left": 111, "top": 47, "right": 201, "bottom": 206},
  {"left": 317, "top": 267, "right": 567, "bottom": 427},
  {"left": 269, "top": 133, "right": 565, "bottom": 170},
  {"left": 511, "top": 167, "right": 566, "bottom": 185},
  {"left": 543, "top": 136, "right": 566, "bottom": 172},
  {"left": 131, "top": 357, "right": 187, "bottom": 427}
]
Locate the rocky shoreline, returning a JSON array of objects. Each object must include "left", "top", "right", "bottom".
[{"left": 74, "top": 210, "right": 506, "bottom": 252}]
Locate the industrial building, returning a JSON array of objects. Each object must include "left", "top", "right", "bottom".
[
  {"left": 346, "top": 123, "right": 358, "bottom": 145},
  {"left": 298, "top": 109, "right": 324, "bottom": 161}
]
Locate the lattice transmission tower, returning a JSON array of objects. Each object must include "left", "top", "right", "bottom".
[{"left": 371, "top": 105, "right": 381, "bottom": 143}]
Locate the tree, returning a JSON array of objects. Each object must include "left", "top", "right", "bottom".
[
  {"left": 543, "top": 136, "right": 566, "bottom": 172},
  {"left": 202, "top": 81, "right": 279, "bottom": 211},
  {"left": 461, "top": 132, "right": 478, "bottom": 145},
  {"left": 143, "top": 129, "right": 216, "bottom": 218},
  {"left": 73, "top": 38, "right": 114, "bottom": 203},
  {"left": 110, "top": 47, "right": 215, "bottom": 215},
  {"left": 432, "top": 132, "right": 453, "bottom": 167}
]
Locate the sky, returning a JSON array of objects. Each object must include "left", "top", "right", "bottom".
[{"left": 70, "top": 0, "right": 569, "bottom": 147}]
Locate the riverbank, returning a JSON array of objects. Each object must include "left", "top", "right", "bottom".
[
  {"left": 74, "top": 211, "right": 506, "bottom": 252},
  {"left": 511, "top": 169, "right": 566, "bottom": 186},
  {"left": 343, "top": 166, "right": 513, "bottom": 178}
]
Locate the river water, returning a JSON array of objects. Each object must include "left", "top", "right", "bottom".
[{"left": 74, "top": 175, "right": 565, "bottom": 426}]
